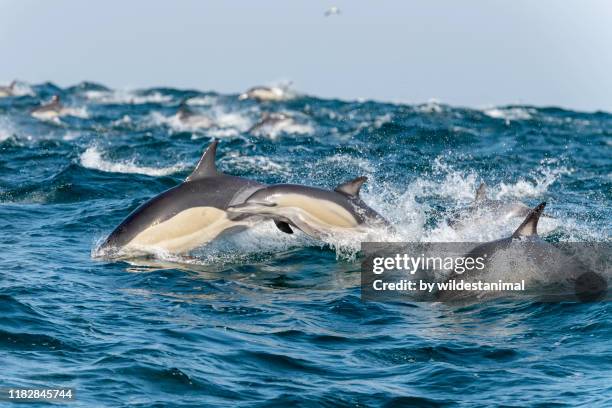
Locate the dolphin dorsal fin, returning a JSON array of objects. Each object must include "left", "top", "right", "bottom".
[
  {"left": 512, "top": 202, "right": 546, "bottom": 238},
  {"left": 475, "top": 183, "right": 487, "bottom": 201},
  {"left": 334, "top": 176, "right": 367, "bottom": 197},
  {"left": 186, "top": 140, "right": 219, "bottom": 181}
]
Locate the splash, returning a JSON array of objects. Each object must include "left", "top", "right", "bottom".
[
  {"left": 483, "top": 107, "right": 535, "bottom": 121},
  {"left": 80, "top": 146, "right": 186, "bottom": 176},
  {"left": 84, "top": 90, "right": 172, "bottom": 105}
]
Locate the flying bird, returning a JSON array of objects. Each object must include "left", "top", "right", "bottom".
[{"left": 324, "top": 6, "right": 341, "bottom": 17}]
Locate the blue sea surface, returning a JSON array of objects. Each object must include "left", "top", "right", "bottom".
[{"left": 0, "top": 82, "right": 610, "bottom": 407}]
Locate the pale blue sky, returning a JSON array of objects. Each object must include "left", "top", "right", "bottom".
[{"left": 1, "top": 0, "right": 611, "bottom": 111}]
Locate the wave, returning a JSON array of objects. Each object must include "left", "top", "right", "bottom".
[
  {"left": 84, "top": 90, "right": 173, "bottom": 105},
  {"left": 80, "top": 146, "right": 186, "bottom": 176},
  {"left": 483, "top": 107, "right": 535, "bottom": 121},
  {"left": 0, "top": 117, "right": 16, "bottom": 141}
]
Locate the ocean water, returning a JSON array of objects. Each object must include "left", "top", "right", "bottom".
[{"left": 0, "top": 82, "right": 610, "bottom": 407}]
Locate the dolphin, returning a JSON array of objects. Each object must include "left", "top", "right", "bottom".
[
  {"left": 31, "top": 95, "right": 64, "bottom": 119},
  {"left": 174, "top": 99, "right": 214, "bottom": 129},
  {"left": 447, "top": 182, "right": 556, "bottom": 234},
  {"left": 247, "top": 112, "right": 294, "bottom": 134},
  {"left": 0, "top": 80, "right": 16, "bottom": 97},
  {"left": 238, "top": 86, "right": 288, "bottom": 102},
  {"left": 227, "top": 177, "right": 389, "bottom": 240},
  {"left": 437, "top": 202, "right": 607, "bottom": 302},
  {"left": 97, "top": 140, "right": 266, "bottom": 257}
]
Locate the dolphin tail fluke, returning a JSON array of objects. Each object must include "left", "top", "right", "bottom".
[
  {"left": 512, "top": 202, "right": 546, "bottom": 238},
  {"left": 335, "top": 176, "right": 367, "bottom": 197},
  {"left": 475, "top": 183, "right": 487, "bottom": 201},
  {"left": 186, "top": 139, "right": 219, "bottom": 181}
]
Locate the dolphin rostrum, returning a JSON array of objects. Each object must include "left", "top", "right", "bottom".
[
  {"left": 437, "top": 202, "right": 607, "bottom": 302},
  {"left": 97, "top": 140, "right": 265, "bottom": 257},
  {"left": 227, "top": 177, "right": 389, "bottom": 239}
]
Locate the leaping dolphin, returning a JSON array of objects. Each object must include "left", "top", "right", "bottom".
[
  {"left": 31, "top": 95, "right": 64, "bottom": 119},
  {"left": 227, "top": 177, "right": 389, "bottom": 240},
  {"left": 447, "top": 183, "right": 555, "bottom": 234},
  {"left": 437, "top": 202, "right": 607, "bottom": 302},
  {"left": 97, "top": 140, "right": 265, "bottom": 258},
  {"left": 0, "top": 80, "right": 16, "bottom": 98},
  {"left": 238, "top": 85, "right": 290, "bottom": 102}
]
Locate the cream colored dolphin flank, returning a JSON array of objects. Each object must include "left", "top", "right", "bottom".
[
  {"left": 31, "top": 95, "right": 73, "bottom": 120},
  {"left": 227, "top": 177, "right": 389, "bottom": 240},
  {"left": 97, "top": 140, "right": 265, "bottom": 258}
]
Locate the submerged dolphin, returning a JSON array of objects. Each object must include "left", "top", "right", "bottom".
[
  {"left": 227, "top": 177, "right": 389, "bottom": 239},
  {"left": 447, "top": 183, "right": 555, "bottom": 234},
  {"left": 0, "top": 80, "right": 16, "bottom": 97},
  {"left": 98, "top": 140, "right": 265, "bottom": 257},
  {"left": 174, "top": 99, "right": 214, "bottom": 129},
  {"left": 247, "top": 112, "right": 294, "bottom": 134},
  {"left": 437, "top": 202, "right": 607, "bottom": 302},
  {"left": 31, "top": 95, "right": 64, "bottom": 119}
]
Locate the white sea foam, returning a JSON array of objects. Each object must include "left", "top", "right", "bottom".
[
  {"left": 80, "top": 146, "right": 186, "bottom": 176},
  {"left": 84, "top": 90, "right": 172, "bottom": 105},
  {"left": 484, "top": 107, "right": 534, "bottom": 121},
  {"left": 0, "top": 118, "right": 15, "bottom": 141},
  {"left": 221, "top": 151, "right": 290, "bottom": 177},
  {"left": 251, "top": 120, "right": 314, "bottom": 140},
  {"left": 61, "top": 106, "right": 90, "bottom": 119},
  {"left": 8, "top": 82, "right": 35, "bottom": 97},
  {"left": 150, "top": 107, "right": 252, "bottom": 135},
  {"left": 416, "top": 99, "right": 444, "bottom": 114},
  {"left": 186, "top": 96, "right": 217, "bottom": 106}
]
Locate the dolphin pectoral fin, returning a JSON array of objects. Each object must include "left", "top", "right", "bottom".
[
  {"left": 512, "top": 202, "right": 546, "bottom": 238},
  {"left": 274, "top": 220, "right": 294, "bottom": 234}
]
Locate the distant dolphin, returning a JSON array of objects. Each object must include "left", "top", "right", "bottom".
[
  {"left": 227, "top": 177, "right": 389, "bottom": 239},
  {"left": 238, "top": 85, "right": 289, "bottom": 102},
  {"left": 31, "top": 95, "right": 64, "bottom": 119},
  {"left": 247, "top": 112, "right": 294, "bottom": 134},
  {"left": 437, "top": 202, "right": 607, "bottom": 302},
  {"left": 447, "top": 183, "right": 555, "bottom": 234},
  {"left": 0, "top": 80, "right": 16, "bottom": 97},
  {"left": 174, "top": 99, "right": 214, "bottom": 129},
  {"left": 97, "top": 140, "right": 266, "bottom": 257}
]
